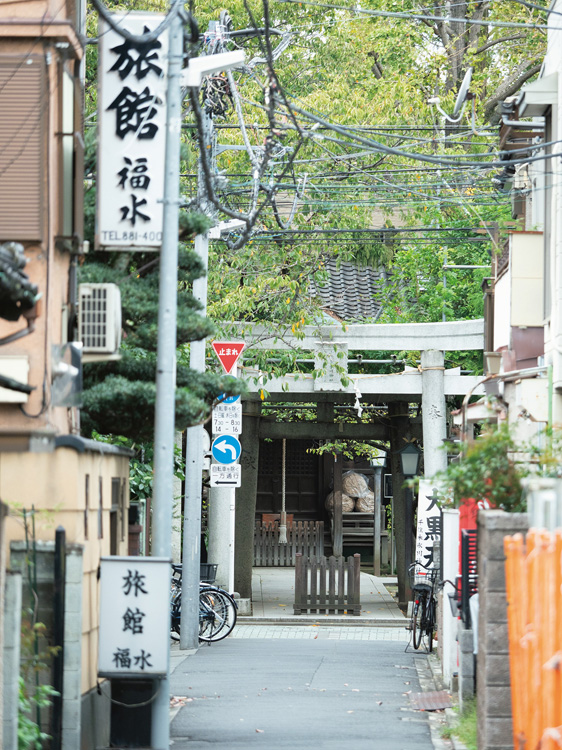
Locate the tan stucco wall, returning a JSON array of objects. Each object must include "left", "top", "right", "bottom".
[
  {"left": 0, "top": 28, "right": 81, "bottom": 438},
  {"left": 1, "top": 446, "right": 130, "bottom": 693}
]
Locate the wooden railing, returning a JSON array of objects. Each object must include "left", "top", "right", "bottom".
[
  {"left": 253, "top": 520, "right": 324, "bottom": 567},
  {"left": 504, "top": 530, "right": 562, "bottom": 750},
  {"left": 293, "top": 553, "right": 361, "bottom": 615}
]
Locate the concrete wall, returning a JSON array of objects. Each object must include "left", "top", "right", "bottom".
[
  {"left": 3, "top": 445, "right": 130, "bottom": 698},
  {"left": 3, "top": 570, "right": 22, "bottom": 750},
  {"left": 477, "top": 510, "right": 529, "bottom": 750},
  {"left": 441, "top": 509, "right": 460, "bottom": 689}
]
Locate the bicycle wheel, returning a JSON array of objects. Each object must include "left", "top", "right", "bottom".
[
  {"left": 199, "top": 590, "right": 228, "bottom": 642},
  {"left": 426, "top": 596, "right": 436, "bottom": 652},
  {"left": 199, "top": 588, "right": 237, "bottom": 642},
  {"left": 199, "top": 590, "right": 224, "bottom": 641},
  {"left": 412, "top": 596, "right": 425, "bottom": 650},
  {"left": 170, "top": 580, "right": 182, "bottom": 636}
]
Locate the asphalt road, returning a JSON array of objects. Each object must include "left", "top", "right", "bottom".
[{"left": 169, "top": 633, "right": 437, "bottom": 750}]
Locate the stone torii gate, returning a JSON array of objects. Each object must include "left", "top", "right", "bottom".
[{"left": 209, "top": 319, "right": 485, "bottom": 604}]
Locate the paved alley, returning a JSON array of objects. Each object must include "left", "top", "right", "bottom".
[{"left": 169, "top": 629, "right": 439, "bottom": 750}]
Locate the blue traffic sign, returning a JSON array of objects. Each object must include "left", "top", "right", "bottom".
[
  {"left": 211, "top": 435, "right": 241, "bottom": 464},
  {"left": 218, "top": 393, "right": 240, "bottom": 404}
]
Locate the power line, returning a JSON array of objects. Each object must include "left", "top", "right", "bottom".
[{"left": 276, "top": 0, "right": 560, "bottom": 31}]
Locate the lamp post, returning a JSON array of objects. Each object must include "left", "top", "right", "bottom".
[
  {"left": 399, "top": 443, "right": 421, "bottom": 585},
  {"left": 370, "top": 453, "right": 386, "bottom": 576},
  {"left": 179, "top": 50, "right": 246, "bottom": 651}
]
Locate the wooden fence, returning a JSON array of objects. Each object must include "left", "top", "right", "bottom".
[
  {"left": 504, "top": 530, "right": 562, "bottom": 750},
  {"left": 254, "top": 520, "right": 324, "bottom": 567},
  {"left": 293, "top": 553, "right": 361, "bottom": 615}
]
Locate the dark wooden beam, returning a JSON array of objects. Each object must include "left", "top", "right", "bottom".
[
  {"left": 258, "top": 420, "right": 422, "bottom": 441},
  {"left": 245, "top": 392, "right": 422, "bottom": 404}
]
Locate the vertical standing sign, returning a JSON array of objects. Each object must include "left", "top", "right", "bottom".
[
  {"left": 414, "top": 479, "right": 442, "bottom": 578},
  {"left": 210, "top": 343, "right": 245, "bottom": 489},
  {"left": 97, "top": 13, "right": 168, "bottom": 251},
  {"left": 98, "top": 557, "right": 170, "bottom": 677}
]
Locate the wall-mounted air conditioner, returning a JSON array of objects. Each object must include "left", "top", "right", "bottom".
[{"left": 79, "top": 283, "right": 122, "bottom": 360}]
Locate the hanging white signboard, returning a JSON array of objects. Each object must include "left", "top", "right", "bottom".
[
  {"left": 97, "top": 13, "right": 168, "bottom": 251},
  {"left": 98, "top": 556, "right": 170, "bottom": 677}
]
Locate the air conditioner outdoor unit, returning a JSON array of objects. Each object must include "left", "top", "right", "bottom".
[{"left": 79, "top": 283, "right": 122, "bottom": 358}]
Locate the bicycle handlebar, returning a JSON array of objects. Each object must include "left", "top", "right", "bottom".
[{"left": 409, "top": 560, "right": 435, "bottom": 571}]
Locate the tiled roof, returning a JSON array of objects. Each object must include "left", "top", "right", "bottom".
[{"left": 308, "top": 258, "right": 388, "bottom": 322}]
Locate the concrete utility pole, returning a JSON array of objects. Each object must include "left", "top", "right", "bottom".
[
  {"left": 179, "top": 45, "right": 245, "bottom": 649},
  {"left": 150, "top": 7, "right": 184, "bottom": 748},
  {"left": 180, "top": 157, "right": 210, "bottom": 649}
]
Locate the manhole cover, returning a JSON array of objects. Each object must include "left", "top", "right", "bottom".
[{"left": 409, "top": 690, "right": 452, "bottom": 711}]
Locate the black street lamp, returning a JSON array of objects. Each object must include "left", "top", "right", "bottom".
[
  {"left": 399, "top": 443, "right": 421, "bottom": 583},
  {"left": 399, "top": 442, "right": 421, "bottom": 478}
]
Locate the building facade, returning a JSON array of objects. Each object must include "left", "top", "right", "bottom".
[{"left": 0, "top": 0, "right": 130, "bottom": 747}]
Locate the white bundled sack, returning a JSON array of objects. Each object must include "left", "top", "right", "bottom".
[
  {"left": 342, "top": 471, "right": 370, "bottom": 498},
  {"left": 355, "top": 490, "right": 375, "bottom": 513},
  {"left": 325, "top": 491, "right": 355, "bottom": 513}
]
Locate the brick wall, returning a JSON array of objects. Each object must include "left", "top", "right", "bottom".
[{"left": 477, "top": 510, "right": 529, "bottom": 750}]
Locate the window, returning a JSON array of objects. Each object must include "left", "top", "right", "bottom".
[
  {"left": 98, "top": 476, "right": 103, "bottom": 539},
  {"left": 0, "top": 55, "right": 45, "bottom": 241},
  {"left": 84, "top": 473, "right": 89, "bottom": 539},
  {"left": 57, "top": 59, "right": 84, "bottom": 246},
  {"left": 110, "top": 478, "right": 120, "bottom": 555}
]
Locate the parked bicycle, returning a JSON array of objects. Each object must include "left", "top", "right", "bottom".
[
  {"left": 407, "top": 560, "right": 438, "bottom": 651},
  {"left": 170, "top": 564, "right": 237, "bottom": 643}
]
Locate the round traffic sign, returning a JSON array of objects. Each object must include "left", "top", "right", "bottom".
[
  {"left": 218, "top": 393, "right": 241, "bottom": 404},
  {"left": 211, "top": 435, "right": 242, "bottom": 464}
]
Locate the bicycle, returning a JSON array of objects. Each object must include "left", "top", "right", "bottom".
[
  {"left": 170, "top": 564, "right": 237, "bottom": 643},
  {"left": 407, "top": 560, "right": 438, "bottom": 652}
]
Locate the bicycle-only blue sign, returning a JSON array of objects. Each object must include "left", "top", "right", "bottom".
[{"left": 211, "top": 435, "right": 241, "bottom": 465}]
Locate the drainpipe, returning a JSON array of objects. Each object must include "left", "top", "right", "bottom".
[
  {"left": 51, "top": 526, "right": 66, "bottom": 750},
  {"left": 548, "top": 364, "right": 553, "bottom": 437}
]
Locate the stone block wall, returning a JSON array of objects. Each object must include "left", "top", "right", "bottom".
[
  {"left": 457, "top": 625, "right": 474, "bottom": 712},
  {"left": 10, "top": 540, "right": 84, "bottom": 750},
  {"left": 477, "top": 510, "right": 529, "bottom": 750}
]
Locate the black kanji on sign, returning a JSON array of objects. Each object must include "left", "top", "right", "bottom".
[
  {"left": 112, "top": 647, "right": 131, "bottom": 668},
  {"left": 117, "top": 157, "right": 151, "bottom": 190},
  {"left": 120, "top": 195, "right": 150, "bottom": 227},
  {"left": 109, "top": 29, "right": 163, "bottom": 81},
  {"left": 122, "top": 569, "right": 148, "bottom": 596},
  {"left": 425, "top": 488, "right": 441, "bottom": 512},
  {"left": 134, "top": 649, "right": 153, "bottom": 670},
  {"left": 422, "top": 548, "right": 435, "bottom": 567},
  {"left": 423, "top": 516, "right": 441, "bottom": 541},
  {"left": 122, "top": 607, "right": 146, "bottom": 634},
  {"left": 107, "top": 87, "right": 159, "bottom": 140}
]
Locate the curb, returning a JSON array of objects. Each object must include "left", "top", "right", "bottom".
[
  {"left": 417, "top": 653, "right": 470, "bottom": 750},
  {"left": 237, "top": 616, "right": 407, "bottom": 627}
]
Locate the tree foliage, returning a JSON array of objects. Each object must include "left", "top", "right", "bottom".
[{"left": 81, "top": 0, "right": 546, "bottom": 438}]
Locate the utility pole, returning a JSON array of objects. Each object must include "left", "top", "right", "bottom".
[
  {"left": 150, "top": 6, "right": 184, "bottom": 749},
  {"left": 179, "top": 41, "right": 245, "bottom": 649},
  {"left": 179, "top": 111, "right": 212, "bottom": 649}
]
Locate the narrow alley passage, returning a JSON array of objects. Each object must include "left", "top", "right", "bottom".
[{"left": 169, "top": 628, "right": 441, "bottom": 750}]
